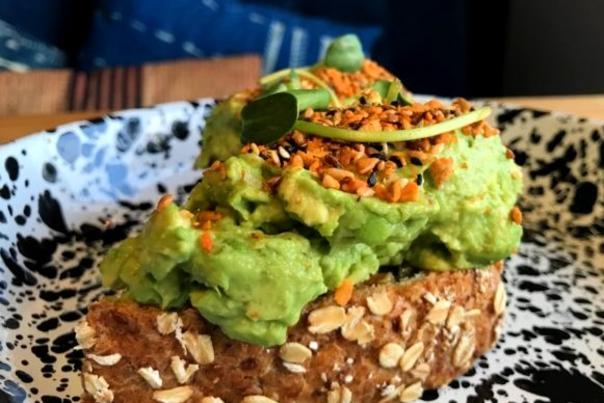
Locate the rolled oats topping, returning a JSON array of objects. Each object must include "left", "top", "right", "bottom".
[
  {"left": 327, "top": 383, "right": 353, "bottom": 403},
  {"left": 425, "top": 299, "right": 451, "bottom": 325},
  {"left": 170, "top": 356, "right": 199, "bottom": 384},
  {"left": 279, "top": 342, "right": 312, "bottom": 364},
  {"left": 182, "top": 331, "right": 215, "bottom": 365},
  {"left": 75, "top": 320, "right": 97, "bottom": 349},
  {"left": 156, "top": 312, "right": 181, "bottom": 335},
  {"left": 399, "top": 381, "right": 423, "bottom": 402},
  {"left": 494, "top": 281, "right": 507, "bottom": 315},
  {"left": 453, "top": 332, "right": 476, "bottom": 368},
  {"left": 83, "top": 373, "right": 114, "bottom": 403},
  {"left": 379, "top": 343, "right": 405, "bottom": 368},
  {"left": 400, "top": 341, "right": 424, "bottom": 372},
  {"left": 366, "top": 291, "right": 393, "bottom": 316},
  {"left": 241, "top": 396, "right": 279, "bottom": 403},
  {"left": 341, "top": 306, "right": 375, "bottom": 344},
  {"left": 138, "top": 367, "right": 163, "bottom": 389},
  {"left": 152, "top": 386, "right": 194, "bottom": 403},
  {"left": 282, "top": 362, "right": 307, "bottom": 374},
  {"left": 399, "top": 310, "right": 414, "bottom": 339},
  {"left": 446, "top": 305, "right": 465, "bottom": 330},
  {"left": 410, "top": 363, "right": 430, "bottom": 382},
  {"left": 87, "top": 353, "right": 122, "bottom": 366},
  {"left": 308, "top": 306, "right": 347, "bottom": 334}
]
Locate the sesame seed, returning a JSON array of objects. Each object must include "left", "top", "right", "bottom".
[
  {"left": 410, "top": 157, "right": 423, "bottom": 166},
  {"left": 416, "top": 173, "right": 423, "bottom": 186}
]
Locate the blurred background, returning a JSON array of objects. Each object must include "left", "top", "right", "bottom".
[{"left": 0, "top": 0, "right": 603, "bottom": 116}]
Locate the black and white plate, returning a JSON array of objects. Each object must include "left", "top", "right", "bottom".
[{"left": 0, "top": 99, "right": 602, "bottom": 402}]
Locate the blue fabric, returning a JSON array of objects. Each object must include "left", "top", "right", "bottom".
[
  {"left": 76, "top": 0, "right": 382, "bottom": 72},
  {"left": 0, "top": 19, "right": 66, "bottom": 71}
]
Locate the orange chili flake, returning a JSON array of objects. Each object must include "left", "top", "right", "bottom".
[
  {"left": 505, "top": 148, "right": 515, "bottom": 159},
  {"left": 510, "top": 206, "right": 523, "bottom": 225},
  {"left": 399, "top": 182, "right": 420, "bottom": 202},
  {"left": 156, "top": 194, "right": 173, "bottom": 210},
  {"left": 200, "top": 231, "right": 213, "bottom": 253},
  {"left": 429, "top": 157, "right": 454, "bottom": 188},
  {"left": 334, "top": 278, "right": 354, "bottom": 306}
]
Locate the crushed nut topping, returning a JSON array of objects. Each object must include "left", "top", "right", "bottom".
[
  {"left": 308, "top": 306, "right": 347, "bottom": 334},
  {"left": 429, "top": 157, "right": 454, "bottom": 188},
  {"left": 241, "top": 396, "right": 279, "bottom": 403},
  {"left": 75, "top": 320, "right": 97, "bottom": 349},
  {"left": 182, "top": 331, "right": 215, "bottom": 365},
  {"left": 379, "top": 343, "right": 405, "bottom": 368},
  {"left": 399, "top": 381, "right": 424, "bottom": 402},
  {"left": 400, "top": 341, "right": 424, "bottom": 372},
  {"left": 312, "top": 60, "right": 393, "bottom": 99},
  {"left": 156, "top": 312, "right": 181, "bottom": 335},
  {"left": 279, "top": 342, "right": 312, "bottom": 364},
  {"left": 87, "top": 353, "right": 122, "bottom": 366},
  {"left": 138, "top": 367, "right": 163, "bottom": 389},
  {"left": 426, "top": 299, "right": 451, "bottom": 325},
  {"left": 83, "top": 373, "right": 114, "bottom": 403},
  {"left": 152, "top": 386, "right": 194, "bottom": 403},
  {"left": 366, "top": 291, "right": 393, "bottom": 316},
  {"left": 170, "top": 356, "right": 199, "bottom": 384},
  {"left": 327, "top": 383, "right": 353, "bottom": 403},
  {"left": 494, "top": 281, "right": 507, "bottom": 315},
  {"left": 200, "top": 398, "right": 225, "bottom": 403}
]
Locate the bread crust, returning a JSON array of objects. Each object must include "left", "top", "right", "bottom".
[{"left": 81, "top": 264, "right": 505, "bottom": 402}]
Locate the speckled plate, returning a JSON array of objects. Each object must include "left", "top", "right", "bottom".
[{"left": 0, "top": 99, "right": 602, "bottom": 403}]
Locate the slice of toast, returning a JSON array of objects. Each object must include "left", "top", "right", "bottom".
[{"left": 79, "top": 264, "right": 505, "bottom": 402}]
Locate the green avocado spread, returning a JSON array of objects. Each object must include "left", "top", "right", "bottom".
[{"left": 101, "top": 130, "right": 522, "bottom": 346}]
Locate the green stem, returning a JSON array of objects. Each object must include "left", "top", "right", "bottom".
[
  {"left": 260, "top": 68, "right": 341, "bottom": 107},
  {"left": 260, "top": 67, "right": 310, "bottom": 85},
  {"left": 293, "top": 107, "right": 492, "bottom": 142}
]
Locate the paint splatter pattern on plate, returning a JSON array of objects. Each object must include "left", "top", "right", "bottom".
[{"left": 0, "top": 99, "right": 602, "bottom": 402}]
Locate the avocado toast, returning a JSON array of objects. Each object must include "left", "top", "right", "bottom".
[{"left": 77, "top": 35, "right": 522, "bottom": 403}]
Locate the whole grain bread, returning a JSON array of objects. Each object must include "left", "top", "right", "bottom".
[{"left": 79, "top": 264, "right": 506, "bottom": 403}]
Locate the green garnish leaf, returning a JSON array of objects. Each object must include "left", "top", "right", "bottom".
[
  {"left": 293, "top": 107, "right": 493, "bottom": 142},
  {"left": 241, "top": 92, "right": 298, "bottom": 145},
  {"left": 241, "top": 89, "right": 332, "bottom": 144},
  {"left": 323, "top": 34, "right": 364, "bottom": 72}
]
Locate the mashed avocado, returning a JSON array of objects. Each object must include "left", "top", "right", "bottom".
[
  {"left": 101, "top": 130, "right": 522, "bottom": 346},
  {"left": 195, "top": 96, "right": 246, "bottom": 168}
]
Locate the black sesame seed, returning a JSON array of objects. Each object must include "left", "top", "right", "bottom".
[
  {"left": 369, "top": 152, "right": 386, "bottom": 160},
  {"left": 410, "top": 157, "right": 423, "bottom": 166},
  {"left": 368, "top": 171, "right": 378, "bottom": 187},
  {"left": 416, "top": 173, "right": 424, "bottom": 186},
  {"left": 388, "top": 156, "right": 403, "bottom": 167},
  {"left": 359, "top": 96, "right": 367, "bottom": 105},
  {"left": 325, "top": 109, "right": 336, "bottom": 117}
]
